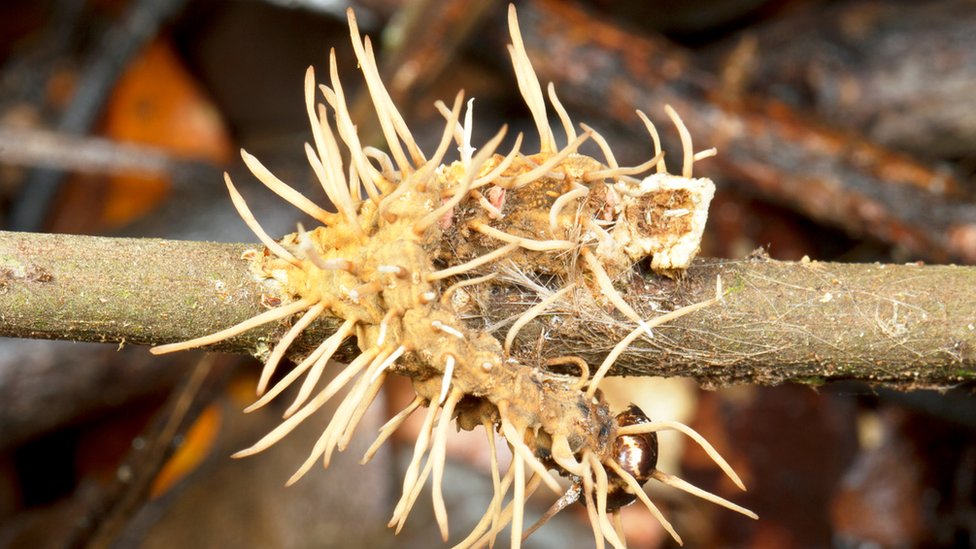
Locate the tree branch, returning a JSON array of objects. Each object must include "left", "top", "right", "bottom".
[{"left": 2, "top": 230, "right": 973, "bottom": 388}]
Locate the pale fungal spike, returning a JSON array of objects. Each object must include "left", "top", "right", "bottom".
[
  {"left": 471, "top": 221, "right": 575, "bottom": 251},
  {"left": 472, "top": 133, "right": 523, "bottom": 190},
  {"left": 507, "top": 4, "right": 555, "bottom": 153},
  {"left": 433, "top": 99, "right": 464, "bottom": 147},
  {"left": 362, "top": 36, "right": 426, "bottom": 167},
  {"left": 694, "top": 147, "right": 718, "bottom": 161},
  {"left": 361, "top": 395, "right": 423, "bottom": 465},
  {"left": 283, "top": 318, "right": 357, "bottom": 417},
  {"left": 579, "top": 123, "right": 619, "bottom": 170},
  {"left": 377, "top": 264, "right": 407, "bottom": 277},
  {"left": 308, "top": 348, "right": 393, "bottom": 473},
  {"left": 581, "top": 458, "right": 606, "bottom": 549},
  {"left": 589, "top": 454, "right": 627, "bottom": 549},
  {"left": 347, "top": 280, "right": 382, "bottom": 304},
  {"left": 504, "top": 284, "right": 574, "bottom": 354},
  {"left": 396, "top": 455, "right": 436, "bottom": 533},
  {"left": 346, "top": 9, "right": 413, "bottom": 173},
  {"left": 454, "top": 456, "right": 516, "bottom": 549},
  {"left": 413, "top": 124, "right": 507, "bottom": 234},
  {"left": 580, "top": 248, "right": 653, "bottom": 338},
  {"left": 617, "top": 420, "right": 745, "bottom": 491},
  {"left": 363, "top": 146, "right": 396, "bottom": 181},
  {"left": 296, "top": 223, "right": 331, "bottom": 271},
  {"left": 327, "top": 49, "right": 385, "bottom": 199},
  {"left": 635, "top": 109, "right": 666, "bottom": 173},
  {"left": 472, "top": 190, "right": 504, "bottom": 219},
  {"left": 588, "top": 324, "right": 645, "bottom": 399},
  {"left": 377, "top": 307, "right": 402, "bottom": 347},
  {"left": 547, "top": 82, "right": 577, "bottom": 146},
  {"left": 432, "top": 389, "right": 463, "bottom": 541},
  {"left": 256, "top": 301, "right": 327, "bottom": 396},
  {"left": 393, "top": 402, "right": 439, "bottom": 524},
  {"left": 466, "top": 474, "right": 543, "bottom": 549},
  {"left": 431, "top": 320, "right": 465, "bottom": 339},
  {"left": 222, "top": 173, "right": 301, "bottom": 266},
  {"left": 612, "top": 511, "right": 626, "bottom": 549},
  {"left": 337, "top": 363, "right": 389, "bottom": 450},
  {"left": 511, "top": 453, "right": 526, "bottom": 549},
  {"left": 245, "top": 332, "right": 340, "bottom": 413},
  {"left": 584, "top": 151, "right": 665, "bottom": 182},
  {"left": 232, "top": 347, "right": 379, "bottom": 460},
  {"left": 605, "top": 459, "right": 683, "bottom": 545},
  {"left": 438, "top": 354, "right": 455, "bottom": 405},
  {"left": 303, "top": 143, "right": 360, "bottom": 233},
  {"left": 369, "top": 343, "right": 407, "bottom": 383},
  {"left": 304, "top": 66, "right": 336, "bottom": 180},
  {"left": 548, "top": 185, "right": 589, "bottom": 234},
  {"left": 652, "top": 470, "right": 759, "bottom": 519},
  {"left": 549, "top": 435, "right": 585, "bottom": 476},
  {"left": 240, "top": 149, "right": 337, "bottom": 225},
  {"left": 498, "top": 412, "right": 563, "bottom": 494},
  {"left": 440, "top": 272, "right": 498, "bottom": 306},
  {"left": 664, "top": 104, "right": 695, "bottom": 178},
  {"left": 425, "top": 91, "right": 465, "bottom": 174},
  {"left": 150, "top": 296, "right": 314, "bottom": 356},
  {"left": 315, "top": 102, "right": 361, "bottom": 212},
  {"left": 483, "top": 419, "right": 502, "bottom": 532},
  {"left": 460, "top": 98, "right": 476, "bottom": 168},
  {"left": 544, "top": 356, "right": 590, "bottom": 390},
  {"left": 428, "top": 242, "right": 519, "bottom": 282},
  {"left": 508, "top": 130, "right": 591, "bottom": 188}
]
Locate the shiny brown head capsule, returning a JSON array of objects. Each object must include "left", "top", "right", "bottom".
[{"left": 606, "top": 403, "right": 659, "bottom": 510}]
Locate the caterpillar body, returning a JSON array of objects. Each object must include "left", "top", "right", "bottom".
[{"left": 151, "top": 6, "right": 756, "bottom": 547}]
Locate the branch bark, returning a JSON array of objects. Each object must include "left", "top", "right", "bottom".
[{"left": 1, "top": 230, "right": 974, "bottom": 388}]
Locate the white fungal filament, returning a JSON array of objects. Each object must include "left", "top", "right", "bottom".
[
  {"left": 471, "top": 221, "right": 575, "bottom": 251},
  {"left": 150, "top": 296, "right": 314, "bottom": 355},
  {"left": 547, "top": 82, "right": 576, "bottom": 146},
  {"left": 240, "top": 149, "right": 337, "bottom": 225},
  {"left": 652, "top": 470, "right": 759, "bottom": 519},
  {"left": 665, "top": 104, "right": 695, "bottom": 178},
  {"left": 617, "top": 419, "right": 745, "bottom": 490},
  {"left": 428, "top": 242, "right": 519, "bottom": 281},
  {"left": 222, "top": 173, "right": 301, "bottom": 266},
  {"left": 579, "top": 123, "right": 619, "bottom": 170},
  {"left": 430, "top": 320, "right": 465, "bottom": 339},
  {"left": 438, "top": 354, "right": 455, "bottom": 405},
  {"left": 548, "top": 185, "right": 589, "bottom": 234},
  {"left": 581, "top": 247, "right": 653, "bottom": 338},
  {"left": 636, "top": 109, "right": 666, "bottom": 174},
  {"left": 361, "top": 395, "right": 423, "bottom": 464},
  {"left": 584, "top": 151, "right": 664, "bottom": 182},
  {"left": 504, "top": 284, "right": 573, "bottom": 354},
  {"left": 256, "top": 301, "right": 327, "bottom": 396}
]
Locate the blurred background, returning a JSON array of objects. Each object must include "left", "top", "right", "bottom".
[{"left": 1, "top": 0, "right": 975, "bottom": 547}]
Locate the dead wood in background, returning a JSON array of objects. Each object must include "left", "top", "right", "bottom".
[
  {"left": 1, "top": 231, "right": 973, "bottom": 389},
  {"left": 499, "top": 0, "right": 976, "bottom": 263}
]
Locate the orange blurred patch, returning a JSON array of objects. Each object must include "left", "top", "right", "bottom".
[
  {"left": 99, "top": 38, "right": 232, "bottom": 227},
  {"left": 150, "top": 404, "right": 222, "bottom": 499}
]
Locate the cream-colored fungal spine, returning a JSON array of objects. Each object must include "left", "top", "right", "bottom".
[{"left": 151, "top": 5, "right": 752, "bottom": 547}]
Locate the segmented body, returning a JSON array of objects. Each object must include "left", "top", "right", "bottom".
[{"left": 151, "top": 6, "right": 754, "bottom": 548}]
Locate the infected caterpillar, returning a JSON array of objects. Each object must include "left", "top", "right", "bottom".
[{"left": 151, "top": 5, "right": 755, "bottom": 547}]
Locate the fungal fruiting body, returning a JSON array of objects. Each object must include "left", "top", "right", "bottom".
[{"left": 151, "top": 6, "right": 754, "bottom": 547}]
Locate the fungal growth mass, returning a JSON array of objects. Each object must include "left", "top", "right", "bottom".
[{"left": 151, "top": 6, "right": 756, "bottom": 547}]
